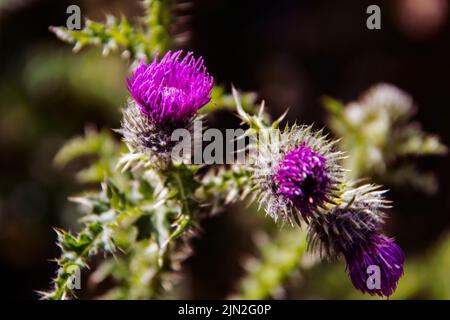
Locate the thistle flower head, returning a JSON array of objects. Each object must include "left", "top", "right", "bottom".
[
  {"left": 344, "top": 233, "right": 404, "bottom": 297},
  {"left": 307, "top": 185, "right": 403, "bottom": 297},
  {"left": 127, "top": 50, "right": 213, "bottom": 128},
  {"left": 118, "top": 51, "right": 212, "bottom": 165},
  {"left": 251, "top": 125, "right": 345, "bottom": 224},
  {"left": 307, "top": 185, "right": 389, "bottom": 259}
]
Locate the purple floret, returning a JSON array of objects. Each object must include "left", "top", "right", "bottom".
[
  {"left": 274, "top": 144, "right": 330, "bottom": 217},
  {"left": 127, "top": 50, "right": 214, "bottom": 128},
  {"left": 344, "top": 233, "right": 404, "bottom": 297}
]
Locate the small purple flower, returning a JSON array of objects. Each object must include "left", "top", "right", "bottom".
[
  {"left": 274, "top": 144, "right": 330, "bottom": 218},
  {"left": 127, "top": 50, "right": 213, "bottom": 127},
  {"left": 344, "top": 233, "right": 404, "bottom": 297}
]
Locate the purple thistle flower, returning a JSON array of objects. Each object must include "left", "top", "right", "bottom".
[
  {"left": 248, "top": 124, "right": 344, "bottom": 224},
  {"left": 127, "top": 50, "right": 213, "bottom": 128},
  {"left": 344, "top": 233, "right": 404, "bottom": 297},
  {"left": 306, "top": 184, "right": 403, "bottom": 297},
  {"left": 274, "top": 144, "right": 331, "bottom": 218}
]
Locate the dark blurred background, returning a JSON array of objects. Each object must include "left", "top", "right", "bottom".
[{"left": 0, "top": 0, "right": 449, "bottom": 299}]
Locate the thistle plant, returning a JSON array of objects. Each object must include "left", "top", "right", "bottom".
[{"left": 42, "top": 1, "right": 446, "bottom": 300}]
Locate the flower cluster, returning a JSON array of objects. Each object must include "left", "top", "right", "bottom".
[
  {"left": 47, "top": 0, "right": 449, "bottom": 300},
  {"left": 118, "top": 49, "right": 404, "bottom": 297}
]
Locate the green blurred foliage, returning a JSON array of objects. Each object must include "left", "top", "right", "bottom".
[{"left": 323, "top": 85, "right": 447, "bottom": 193}]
